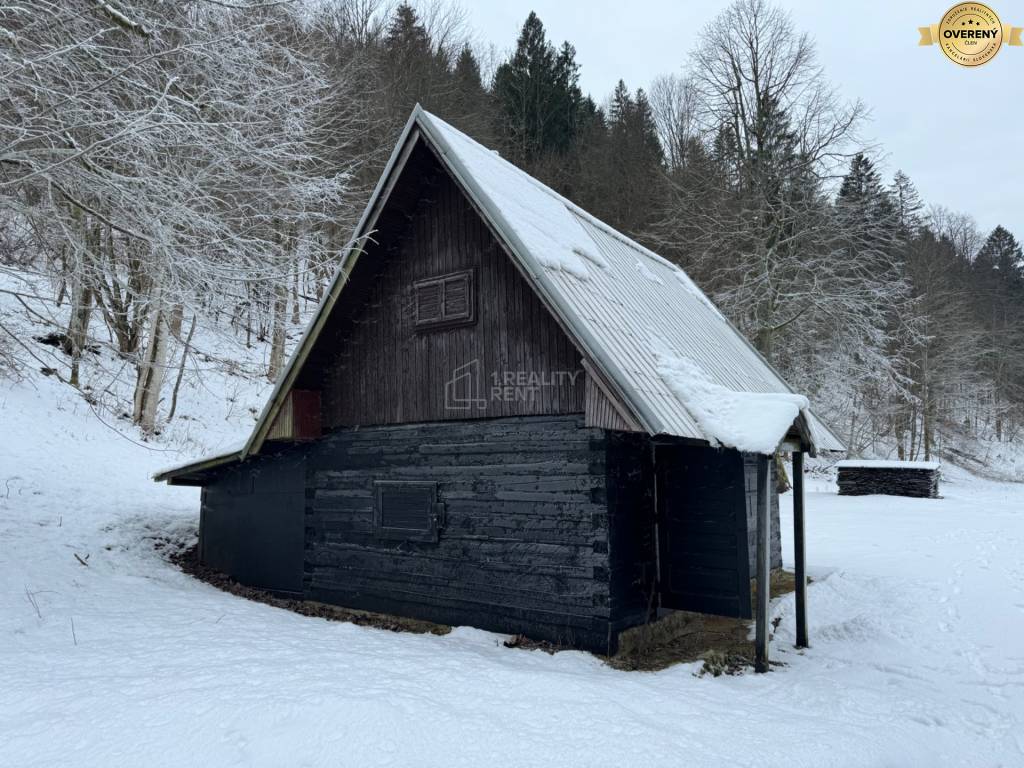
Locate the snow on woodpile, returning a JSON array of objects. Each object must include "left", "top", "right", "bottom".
[
  {"left": 837, "top": 461, "right": 941, "bottom": 498},
  {"left": 655, "top": 350, "right": 807, "bottom": 454},
  {"left": 836, "top": 460, "right": 941, "bottom": 470}
]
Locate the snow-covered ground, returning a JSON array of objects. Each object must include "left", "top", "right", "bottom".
[{"left": 2, "top": 370, "right": 1024, "bottom": 766}]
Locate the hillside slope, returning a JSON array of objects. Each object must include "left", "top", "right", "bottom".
[{"left": 1, "top": 357, "right": 1023, "bottom": 766}]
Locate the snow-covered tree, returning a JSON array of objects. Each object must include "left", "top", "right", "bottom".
[{"left": 1, "top": 1, "right": 363, "bottom": 433}]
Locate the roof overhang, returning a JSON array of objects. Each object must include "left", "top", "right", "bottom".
[{"left": 153, "top": 447, "right": 242, "bottom": 485}]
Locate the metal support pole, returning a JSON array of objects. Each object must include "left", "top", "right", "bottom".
[
  {"left": 793, "top": 450, "right": 809, "bottom": 648},
  {"left": 755, "top": 454, "right": 770, "bottom": 673}
]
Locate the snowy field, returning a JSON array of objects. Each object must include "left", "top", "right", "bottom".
[{"left": 2, "top": 374, "right": 1024, "bottom": 767}]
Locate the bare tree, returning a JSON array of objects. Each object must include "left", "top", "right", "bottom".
[
  {"left": 689, "top": 0, "right": 865, "bottom": 179},
  {"left": 649, "top": 73, "right": 699, "bottom": 172},
  {"left": 649, "top": 0, "right": 915, "bottom": 453},
  {"left": 928, "top": 205, "right": 982, "bottom": 262}
]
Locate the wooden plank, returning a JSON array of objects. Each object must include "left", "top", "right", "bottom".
[
  {"left": 583, "top": 360, "right": 644, "bottom": 432},
  {"left": 794, "top": 450, "right": 809, "bottom": 648},
  {"left": 655, "top": 444, "right": 753, "bottom": 619},
  {"left": 755, "top": 454, "right": 770, "bottom": 673}
]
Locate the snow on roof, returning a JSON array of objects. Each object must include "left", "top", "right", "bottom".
[
  {"left": 419, "top": 109, "right": 844, "bottom": 454},
  {"left": 428, "top": 118, "right": 602, "bottom": 281},
  {"left": 655, "top": 349, "right": 808, "bottom": 454},
  {"left": 836, "top": 460, "right": 941, "bottom": 470}
]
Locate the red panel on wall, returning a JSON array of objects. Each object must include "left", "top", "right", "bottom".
[{"left": 291, "top": 389, "right": 322, "bottom": 440}]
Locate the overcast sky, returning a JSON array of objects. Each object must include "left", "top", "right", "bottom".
[{"left": 464, "top": 0, "right": 1021, "bottom": 240}]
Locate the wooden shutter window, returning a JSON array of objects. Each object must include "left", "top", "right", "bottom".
[
  {"left": 415, "top": 280, "right": 443, "bottom": 325},
  {"left": 443, "top": 274, "right": 469, "bottom": 317},
  {"left": 374, "top": 481, "right": 444, "bottom": 543},
  {"left": 414, "top": 269, "right": 475, "bottom": 330}
]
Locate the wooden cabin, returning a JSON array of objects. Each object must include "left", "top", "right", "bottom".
[{"left": 156, "top": 107, "right": 844, "bottom": 658}]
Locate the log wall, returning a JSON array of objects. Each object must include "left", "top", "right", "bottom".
[{"left": 303, "top": 414, "right": 616, "bottom": 653}]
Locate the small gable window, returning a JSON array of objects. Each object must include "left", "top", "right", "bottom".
[
  {"left": 414, "top": 269, "right": 475, "bottom": 329},
  {"left": 374, "top": 481, "right": 444, "bottom": 543}
]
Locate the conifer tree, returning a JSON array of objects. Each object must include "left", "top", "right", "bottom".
[
  {"left": 448, "top": 45, "right": 493, "bottom": 141},
  {"left": 603, "top": 82, "right": 665, "bottom": 232},
  {"left": 971, "top": 226, "right": 1024, "bottom": 436},
  {"left": 492, "top": 13, "right": 583, "bottom": 164},
  {"left": 891, "top": 171, "right": 924, "bottom": 237}
]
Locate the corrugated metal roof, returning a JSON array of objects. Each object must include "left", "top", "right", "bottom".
[
  {"left": 161, "top": 105, "right": 843, "bottom": 480},
  {"left": 418, "top": 109, "right": 845, "bottom": 453}
]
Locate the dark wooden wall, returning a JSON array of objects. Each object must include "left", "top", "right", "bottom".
[
  {"left": 605, "top": 432, "right": 656, "bottom": 635},
  {"left": 303, "top": 415, "right": 615, "bottom": 653},
  {"left": 193, "top": 425, "right": 782, "bottom": 651},
  {"left": 298, "top": 142, "right": 584, "bottom": 430},
  {"left": 199, "top": 447, "right": 307, "bottom": 594},
  {"left": 655, "top": 444, "right": 753, "bottom": 618}
]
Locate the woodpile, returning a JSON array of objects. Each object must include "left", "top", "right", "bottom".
[{"left": 837, "top": 461, "right": 940, "bottom": 499}]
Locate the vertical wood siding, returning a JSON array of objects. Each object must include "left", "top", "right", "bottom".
[
  {"left": 585, "top": 374, "right": 642, "bottom": 433},
  {"left": 743, "top": 454, "right": 782, "bottom": 574},
  {"left": 306, "top": 146, "right": 585, "bottom": 430},
  {"left": 200, "top": 447, "right": 307, "bottom": 593},
  {"left": 266, "top": 390, "right": 322, "bottom": 442}
]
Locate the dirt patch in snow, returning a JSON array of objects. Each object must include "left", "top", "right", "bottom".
[
  {"left": 169, "top": 544, "right": 451, "bottom": 636},
  {"left": 610, "top": 569, "right": 800, "bottom": 673},
  {"left": 502, "top": 634, "right": 567, "bottom": 654}
]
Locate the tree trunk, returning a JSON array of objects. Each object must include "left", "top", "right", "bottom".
[
  {"left": 913, "top": 405, "right": 921, "bottom": 460},
  {"left": 755, "top": 325, "right": 774, "bottom": 363},
  {"left": 922, "top": 347, "right": 931, "bottom": 461},
  {"left": 66, "top": 279, "right": 93, "bottom": 388},
  {"left": 923, "top": 398, "right": 932, "bottom": 461},
  {"left": 167, "top": 303, "right": 184, "bottom": 341},
  {"left": 167, "top": 313, "right": 196, "bottom": 422},
  {"left": 66, "top": 223, "right": 98, "bottom": 388},
  {"left": 267, "top": 282, "right": 287, "bottom": 383},
  {"left": 133, "top": 298, "right": 170, "bottom": 436},
  {"left": 847, "top": 397, "right": 858, "bottom": 456}
]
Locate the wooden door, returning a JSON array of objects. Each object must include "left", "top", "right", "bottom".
[{"left": 656, "top": 445, "right": 752, "bottom": 618}]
